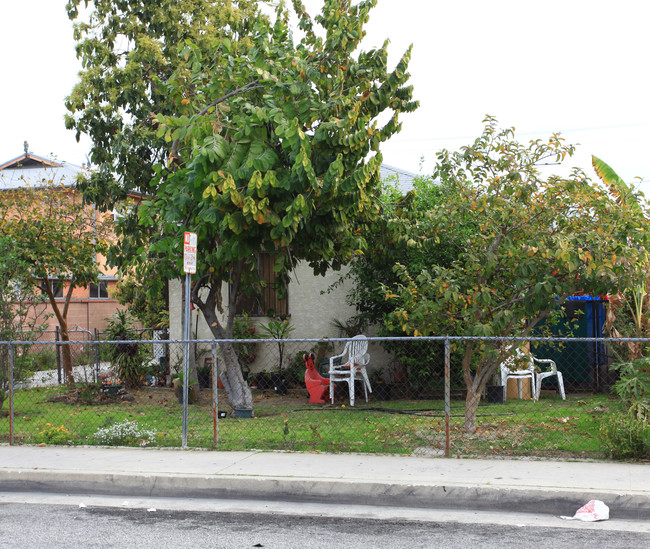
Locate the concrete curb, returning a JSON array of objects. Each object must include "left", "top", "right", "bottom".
[{"left": 2, "top": 469, "right": 648, "bottom": 520}]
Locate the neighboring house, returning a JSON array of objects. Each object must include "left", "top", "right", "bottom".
[
  {"left": 379, "top": 163, "right": 418, "bottom": 191},
  {"left": 0, "top": 143, "right": 125, "bottom": 336}
]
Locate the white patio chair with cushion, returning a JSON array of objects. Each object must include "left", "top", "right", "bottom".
[
  {"left": 328, "top": 335, "right": 372, "bottom": 407},
  {"left": 500, "top": 347, "right": 537, "bottom": 401}
]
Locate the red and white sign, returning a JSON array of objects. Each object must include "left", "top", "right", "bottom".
[{"left": 183, "top": 232, "right": 197, "bottom": 274}]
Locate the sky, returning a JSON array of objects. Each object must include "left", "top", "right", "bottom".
[{"left": 2, "top": 0, "right": 649, "bottom": 192}]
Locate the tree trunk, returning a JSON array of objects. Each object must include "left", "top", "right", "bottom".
[
  {"left": 219, "top": 339, "right": 253, "bottom": 409},
  {"left": 198, "top": 300, "right": 253, "bottom": 410},
  {"left": 464, "top": 387, "right": 482, "bottom": 433},
  {"left": 43, "top": 279, "right": 75, "bottom": 386},
  {"left": 461, "top": 343, "right": 500, "bottom": 433},
  {"left": 58, "top": 324, "right": 75, "bottom": 387}
]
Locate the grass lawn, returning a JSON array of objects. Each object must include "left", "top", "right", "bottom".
[{"left": 1, "top": 384, "right": 620, "bottom": 459}]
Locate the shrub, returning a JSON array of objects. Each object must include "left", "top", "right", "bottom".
[
  {"left": 233, "top": 314, "right": 258, "bottom": 366},
  {"left": 611, "top": 357, "right": 650, "bottom": 424},
  {"left": 78, "top": 382, "right": 101, "bottom": 404},
  {"left": 104, "top": 310, "right": 150, "bottom": 388},
  {"left": 22, "top": 349, "right": 58, "bottom": 372},
  {"left": 38, "top": 423, "right": 72, "bottom": 445},
  {"left": 92, "top": 419, "right": 157, "bottom": 447},
  {"left": 600, "top": 412, "right": 650, "bottom": 460}
]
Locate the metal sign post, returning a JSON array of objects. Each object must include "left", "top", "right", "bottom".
[{"left": 182, "top": 232, "right": 197, "bottom": 448}]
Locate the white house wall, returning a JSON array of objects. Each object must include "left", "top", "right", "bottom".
[
  {"left": 169, "top": 262, "right": 356, "bottom": 342},
  {"left": 169, "top": 263, "right": 395, "bottom": 379}
]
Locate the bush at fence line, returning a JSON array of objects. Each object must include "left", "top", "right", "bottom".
[
  {"left": 1, "top": 344, "right": 40, "bottom": 410},
  {"left": 37, "top": 423, "right": 73, "bottom": 445},
  {"left": 104, "top": 310, "right": 151, "bottom": 388},
  {"left": 16, "top": 348, "right": 58, "bottom": 373},
  {"left": 285, "top": 346, "right": 318, "bottom": 386},
  {"left": 97, "top": 342, "right": 114, "bottom": 363},
  {"left": 72, "top": 346, "right": 94, "bottom": 368},
  {"left": 247, "top": 341, "right": 334, "bottom": 391},
  {"left": 610, "top": 357, "right": 650, "bottom": 424},
  {"left": 379, "top": 338, "right": 463, "bottom": 396},
  {"left": 91, "top": 419, "right": 158, "bottom": 447},
  {"left": 600, "top": 413, "right": 650, "bottom": 460}
]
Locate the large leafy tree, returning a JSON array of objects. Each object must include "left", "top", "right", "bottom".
[
  {"left": 0, "top": 182, "right": 113, "bottom": 385},
  {"left": 594, "top": 156, "right": 650, "bottom": 362},
  {"left": 65, "top": 0, "right": 262, "bottom": 302},
  {"left": 65, "top": 0, "right": 260, "bottom": 208},
  {"left": 387, "top": 119, "right": 650, "bottom": 432},
  {"left": 346, "top": 175, "right": 465, "bottom": 329},
  {"left": 343, "top": 176, "right": 469, "bottom": 390},
  {"left": 68, "top": 0, "right": 417, "bottom": 410}
]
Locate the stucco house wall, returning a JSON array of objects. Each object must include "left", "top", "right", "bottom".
[
  {"left": 169, "top": 263, "right": 356, "bottom": 342},
  {"left": 169, "top": 260, "right": 396, "bottom": 380}
]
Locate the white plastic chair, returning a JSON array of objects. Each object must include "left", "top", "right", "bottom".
[
  {"left": 500, "top": 347, "right": 537, "bottom": 401},
  {"left": 500, "top": 347, "right": 566, "bottom": 401},
  {"left": 328, "top": 335, "right": 372, "bottom": 407},
  {"left": 533, "top": 357, "right": 566, "bottom": 400}
]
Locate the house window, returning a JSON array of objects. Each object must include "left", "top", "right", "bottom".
[
  {"left": 40, "top": 279, "right": 63, "bottom": 298},
  {"left": 89, "top": 281, "right": 109, "bottom": 299},
  {"left": 234, "top": 254, "right": 288, "bottom": 317}
]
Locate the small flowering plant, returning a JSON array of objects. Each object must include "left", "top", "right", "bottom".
[
  {"left": 38, "top": 423, "right": 72, "bottom": 445},
  {"left": 91, "top": 419, "right": 158, "bottom": 447}
]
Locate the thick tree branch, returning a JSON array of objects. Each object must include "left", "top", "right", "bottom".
[{"left": 169, "top": 80, "right": 262, "bottom": 165}]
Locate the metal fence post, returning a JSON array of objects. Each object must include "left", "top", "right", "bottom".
[
  {"left": 8, "top": 342, "right": 14, "bottom": 446},
  {"left": 212, "top": 342, "right": 219, "bottom": 447},
  {"left": 55, "top": 325, "right": 62, "bottom": 384},
  {"left": 94, "top": 328, "right": 100, "bottom": 381},
  {"left": 444, "top": 337, "right": 451, "bottom": 457}
]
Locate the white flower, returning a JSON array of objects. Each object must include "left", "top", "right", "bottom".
[{"left": 91, "top": 419, "right": 157, "bottom": 446}]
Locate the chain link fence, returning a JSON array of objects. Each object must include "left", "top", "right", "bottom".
[{"left": 0, "top": 335, "right": 643, "bottom": 458}]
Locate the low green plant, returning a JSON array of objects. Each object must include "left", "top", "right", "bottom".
[
  {"left": 285, "top": 350, "right": 310, "bottom": 385},
  {"left": 611, "top": 357, "right": 650, "bottom": 424},
  {"left": 232, "top": 314, "right": 258, "bottom": 366},
  {"left": 104, "top": 310, "right": 150, "bottom": 388},
  {"left": 600, "top": 412, "right": 650, "bottom": 460},
  {"left": 171, "top": 372, "right": 197, "bottom": 386},
  {"left": 72, "top": 347, "right": 94, "bottom": 368},
  {"left": 281, "top": 413, "right": 297, "bottom": 451},
  {"left": 38, "top": 423, "right": 72, "bottom": 445},
  {"left": 20, "top": 349, "right": 58, "bottom": 373},
  {"left": 78, "top": 382, "right": 101, "bottom": 404},
  {"left": 260, "top": 317, "right": 295, "bottom": 371},
  {"left": 91, "top": 419, "right": 158, "bottom": 447},
  {"left": 250, "top": 371, "right": 271, "bottom": 390}
]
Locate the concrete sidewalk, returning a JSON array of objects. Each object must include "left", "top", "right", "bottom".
[{"left": 0, "top": 445, "right": 648, "bottom": 520}]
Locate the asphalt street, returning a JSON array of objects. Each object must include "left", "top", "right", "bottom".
[{"left": 0, "top": 498, "right": 648, "bottom": 549}]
